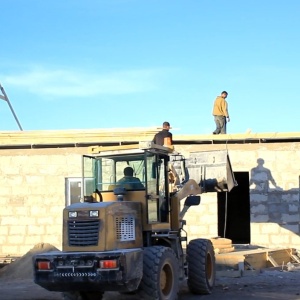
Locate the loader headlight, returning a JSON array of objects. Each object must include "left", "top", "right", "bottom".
[
  {"left": 69, "top": 211, "right": 78, "bottom": 218},
  {"left": 89, "top": 210, "right": 99, "bottom": 217}
]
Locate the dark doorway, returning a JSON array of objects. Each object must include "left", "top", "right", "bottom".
[{"left": 218, "top": 172, "right": 250, "bottom": 244}]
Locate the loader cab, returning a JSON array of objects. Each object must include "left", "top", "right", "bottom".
[{"left": 81, "top": 145, "right": 172, "bottom": 226}]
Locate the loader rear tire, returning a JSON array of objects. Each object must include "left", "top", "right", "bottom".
[
  {"left": 138, "top": 246, "right": 179, "bottom": 300},
  {"left": 63, "top": 291, "right": 104, "bottom": 300},
  {"left": 187, "top": 238, "right": 216, "bottom": 295}
]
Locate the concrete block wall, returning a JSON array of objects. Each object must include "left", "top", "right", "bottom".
[
  {"left": 177, "top": 143, "right": 300, "bottom": 249},
  {"left": 237, "top": 146, "right": 300, "bottom": 249},
  {"left": 1, "top": 142, "right": 300, "bottom": 257},
  {"left": 183, "top": 194, "right": 219, "bottom": 242},
  {"left": 0, "top": 148, "right": 85, "bottom": 256}
]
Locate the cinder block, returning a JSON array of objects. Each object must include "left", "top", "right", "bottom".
[
  {"left": 9, "top": 226, "right": 27, "bottom": 235},
  {"left": 14, "top": 206, "right": 30, "bottom": 216},
  {"left": 186, "top": 215, "right": 198, "bottom": 224},
  {"left": 17, "top": 216, "right": 36, "bottom": 225},
  {"left": 24, "top": 235, "right": 44, "bottom": 246},
  {"left": 199, "top": 214, "right": 216, "bottom": 224},
  {"left": 280, "top": 224, "right": 299, "bottom": 234},
  {"left": 23, "top": 195, "right": 41, "bottom": 205},
  {"left": 251, "top": 204, "right": 267, "bottom": 215},
  {"left": 250, "top": 223, "right": 261, "bottom": 235},
  {"left": 24, "top": 175, "right": 45, "bottom": 185},
  {"left": 37, "top": 217, "right": 56, "bottom": 225},
  {"left": 251, "top": 234, "right": 270, "bottom": 247},
  {"left": 250, "top": 194, "right": 269, "bottom": 203},
  {"left": 8, "top": 235, "right": 25, "bottom": 244},
  {"left": 282, "top": 213, "right": 300, "bottom": 223},
  {"left": 0, "top": 206, "right": 14, "bottom": 216},
  {"left": 49, "top": 206, "right": 65, "bottom": 214},
  {"left": 195, "top": 225, "right": 210, "bottom": 235},
  {"left": 208, "top": 225, "right": 218, "bottom": 237},
  {"left": 0, "top": 181, "right": 14, "bottom": 193},
  {"left": 261, "top": 223, "right": 280, "bottom": 234},
  {"left": 251, "top": 214, "right": 269, "bottom": 222},
  {"left": 2, "top": 245, "right": 19, "bottom": 256},
  {"left": 0, "top": 235, "right": 8, "bottom": 244},
  {"left": 1, "top": 216, "right": 21, "bottom": 225},
  {"left": 19, "top": 245, "right": 35, "bottom": 256},
  {"left": 291, "top": 235, "right": 300, "bottom": 248},
  {"left": 27, "top": 225, "right": 45, "bottom": 235},
  {"left": 45, "top": 225, "right": 61, "bottom": 235},
  {"left": 40, "top": 235, "right": 61, "bottom": 248},
  {"left": 288, "top": 204, "right": 299, "bottom": 213},
  {"left": 270, "top": 234, "right": 289, "bottom": 245},
  {"left": 0, "top": 226, "right": 8, "bottom": 235}
]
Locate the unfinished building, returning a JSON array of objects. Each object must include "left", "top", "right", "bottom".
[{"left": 0, "top": 128, "right": 299, "bottom": 257}]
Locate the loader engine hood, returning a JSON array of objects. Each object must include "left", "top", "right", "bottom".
[{"left": 63, "top": 201, "right": 143, "bottom": 252}]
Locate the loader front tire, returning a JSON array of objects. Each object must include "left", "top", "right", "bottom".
[
  {"left": 187, "top": 238, "right": 216, "bottom": 295},
  {"left": 139, "top": 246, "right": 179, "bottom": 300}
]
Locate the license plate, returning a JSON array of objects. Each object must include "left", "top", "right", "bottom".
[{"left": 54, "top": 272, "right": 97, "bottom": 277}]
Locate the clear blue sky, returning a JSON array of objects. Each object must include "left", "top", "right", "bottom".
[{"left": 1, "top": 0, "right": 299, "bottom": 135}]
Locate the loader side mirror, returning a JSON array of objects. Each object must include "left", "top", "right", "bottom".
[{"left": 184, "top": 195, "right": 201, "bottom": 207}]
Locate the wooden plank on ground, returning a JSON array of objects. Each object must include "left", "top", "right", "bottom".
[
  {"left": 216, "top": 248, "right": 295, "bottom": 271},
  {"left": 265, "top": 249, "right": 293, "bottom": 268}
]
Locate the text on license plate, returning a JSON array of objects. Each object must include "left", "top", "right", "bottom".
[{"left": 54, "top": 272, "right": 97, "bottom": 277}]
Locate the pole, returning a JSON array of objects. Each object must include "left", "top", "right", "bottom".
[{"left": 0, "top": 83, "right": 23, "bottom": 131}]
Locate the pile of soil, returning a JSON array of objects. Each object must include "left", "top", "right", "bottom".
[{"left": 0, "top": 243, "right": 59, "bottom": 280}]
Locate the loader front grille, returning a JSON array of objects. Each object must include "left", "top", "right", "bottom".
[
  {"left": 68, "top": 220, "right": 100, "bottom": 246},
  {"left": 115, "top": 216, "right": 135, "bottom": 241}
]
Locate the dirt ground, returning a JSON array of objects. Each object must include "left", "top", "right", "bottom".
[
  {"left": 1, "top": 243, "right": 300, "bottom": 300},
  {"left": 1, "top": 270, "right": 300, "bottom": 300}
]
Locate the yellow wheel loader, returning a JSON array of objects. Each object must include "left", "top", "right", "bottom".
[{"left": 33, "top": 141, "right": 235, "bottom": 300}]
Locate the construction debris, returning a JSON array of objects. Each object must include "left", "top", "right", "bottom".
[
  {"left": 215, "top": 244, "right": 300, "bottom": 277},
  {"left": 0, "top": 243, "right": 58, "bottom": 280},
  {"left": 0, "top": 255, "right": 19, "bottom": 268}
]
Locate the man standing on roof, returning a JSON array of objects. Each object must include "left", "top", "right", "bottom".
[
  {"left": 212, "top": 91, "right": 230, "bottom": 134},
  {"left": 153, "top": 121, "right": 173, "bottom": 146}
]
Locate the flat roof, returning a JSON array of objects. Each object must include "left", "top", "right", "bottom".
[{"left": 0, "top": 128, "right": 300, "bottom": 149}]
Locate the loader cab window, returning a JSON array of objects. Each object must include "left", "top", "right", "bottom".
[
  {"left": 114, "top": 158, "right": 145, "bottom": 190},
  {"left": 82, "top": 156, "right": 99, "bottom": 198},
  {"left": 82, "top": 152, "right": 170, "bottom": 224},
  {"left": 145, "top": 152, "right": 169, "bottom": 223},
  {"left": 82, "top": 154, "right": 145, "bottom": 197}
]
